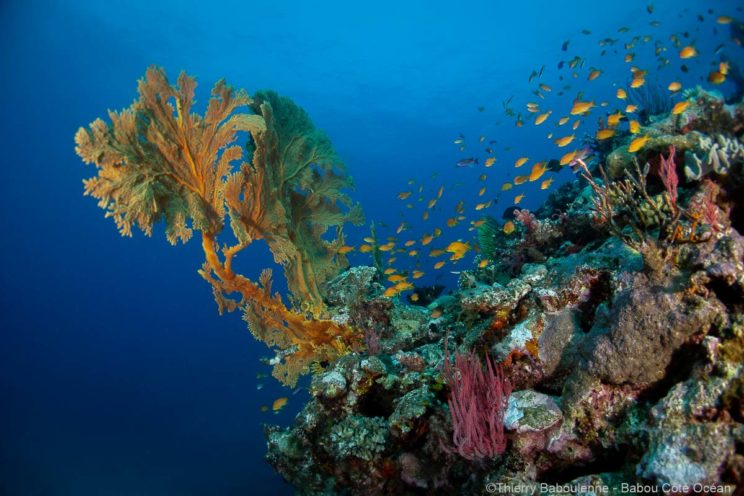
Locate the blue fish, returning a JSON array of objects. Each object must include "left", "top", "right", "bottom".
[{"left": 456, "top": 158, "right": 478, "bottom": 168}]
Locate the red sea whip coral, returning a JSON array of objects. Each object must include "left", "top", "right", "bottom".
[{"left": 443, "top": 339, "right": 512, "bottom": 460}]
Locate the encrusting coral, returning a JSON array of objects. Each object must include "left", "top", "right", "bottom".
[{"left": 75, "top": 66, "right": 363, "bottom": 386}]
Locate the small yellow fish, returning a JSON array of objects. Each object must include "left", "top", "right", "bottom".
[
  {"left": 501, "top": 183, "right": 513, "bottom": 191},
  {"left": 607, "top": 112, "right": 624, "bottom": 127},
  {"left": 708, "top": 71, "right": 725, "bottom": 84},
  {"left": 671, "top": 101, "right": 690, "bottom": 115},
  {"left": 539, "top": 83, "right": 552, "bottom": 92},
  {"left": 485, "top": 157, "right": 496, "bottom": 167},
  {"left": 446, "top": 240, "right": 470, "bottom": 260},
  {"left": 404, "top": 240, "right": 416, "bottom": 247},
  {"left": 560, "top": 150, "right": 577, "bottom": 166},
  {"left": 433, "top": 228, "right": 442, "bottom": 237},
  {"left": 379, "top": 242, "right": 395, "bottom": 252},
  {"left": 570, "top": 101, "right": 594, "bottom": 115},
  {"left": 408, "top": 250, "right": 418, "bottom": 256},
  {"left": 383, "top": 286, "right": 399, "bottom": 298},
  {"left": 515, "top": 157, "right": 529, "bottom": 168},
  {"left": 596, "top": 128, "right": 616, "bottom": 140},
  {"left": 455, "top": 200, "right": 465, "bottom": 214},
  {"left": 717, "top": 16, "right": 733, "bottom": 24},
  {"left": 503, "top": 221, "right": 516, "bottom": 234},
  {"left": 529, "top": 161, "right": 548, "bottom": 181},
  {"left": 410, "top": 293, "right": 419, "bottom": 302},
  {"left": 474, "top": 202, "right": 488, "bottom": 211},
  {"left": 447, "top": 217, "right": 459, "bottom": 227},
  {"left": 629, "top": 120, "right": 640, "bottom": 134},
  {"left": 478, "top": 259, "right": 489, "bottom": 268},
  {"left": 628, "top": 135, "right": 649, "bottom": 153},
  {"left": 514, "top": 194, "right": 525, "bottom": 204},
  {"left": 630, "top": 76, "right": 645, "bottom": 88},
  {"left": 384, "top": 267, "right": 397, "bottom": 275},
  {"left": 554, "top": 134, "right": 575, "bottom": 147},
  {"left": 422, "top": 235, "right": 434, "bottom": 246},
  {"left": 558, "top": 116, "right": 570, "bottom": 125},
  {"left": 720, "top": 62, "right": 729, "bottom": 76},
  {"left": 572, "top": 120, "right": 581, "bottom": 130},
  {"left": 479, "top": 174, "right": 487, "bottom": 181},
  {"left": 359, "top": 244, "right": 373, "bottom": 253},
  {"left": 588, "top": 69, "right": 602, "bottom": 81},
  {"left": 534, "top": 111, "right": 552, "bottom": 125},
  {"left": 540, "top": 177, "right": 554, "bottom": 190},
  {"left": 412, "top": 270, "right": 425, "bottom": 279},
  {"left": 397, "top": 191, "right": 412, "bottom": 200},
  {"left": 434, "top": 261, "right": 446, "bottom": 270},
  {"left": 513, "top": 175, "right": 529, "bottom": 185},
  {"left": 624, "top": 53, "right": 635, "bottom": 63},
  {"left": 625, "top": 104, "right": 638, "bottom": 113},
  {"left": 272, "top": 397, "right": 289, "bottom": 412},
  {"left": 430, "top": 308, "right": 443, "bottom": 318},
  {"left": 338, "top": 245, "right": 355, "bottom": 254},
  {"left": 478, "top": 186, "right": 486, "bottom": 196},
  {"left": 616, "top": 88, "right": 627, "bottom": 100},
  {"left": 679, "top": 46, "right": 697, "bottom": 59},
  {"left": 427, "top": 199, "right": 437, "bottom": 209},
  {"left": 422, "top": 210, "right": 429, "bottom": 220},
  {"left": 471, "top": 219, "right": 485, "bottom": 228},
  {"left": 668, "top": 81, "right": 682, "bottom": 92},
  {"left": 394, "top": 281, "right": 414, "bottom": 292},
  {"left": 388, "top": 274, "right": 406, "bottom": 283}
]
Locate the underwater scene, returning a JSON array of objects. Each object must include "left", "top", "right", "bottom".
[{"left": 2, "top": 0, "right": 744, "bottom": 494}]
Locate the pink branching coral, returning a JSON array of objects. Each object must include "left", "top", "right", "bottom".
[{"left": 443, "top": 339, "right": 512, "bottom": 460}]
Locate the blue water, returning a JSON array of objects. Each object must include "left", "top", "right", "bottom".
[{"left": 0, "top": 0, "right": 739, "bottom": 493}]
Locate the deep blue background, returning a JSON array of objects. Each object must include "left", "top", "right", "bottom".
[{"left": 0, "top": 0, "right": 738, "bottom": 494}]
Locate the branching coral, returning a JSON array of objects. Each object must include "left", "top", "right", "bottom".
[
  {"left": 75, "top": 66, "right": 363, "bottom": 386},
  {"left": 576, "top": 156, "right": 682, "bottom": 250}
]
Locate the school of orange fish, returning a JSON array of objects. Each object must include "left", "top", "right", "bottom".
[{"left": 327, "top": 6, "right": 742, "bottom": 306}]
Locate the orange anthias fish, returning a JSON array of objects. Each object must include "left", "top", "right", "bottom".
[
  {"left": 628, "top": 135, "right": 649, "bottom": 153},
  {"left": 514, "top": 194, "right": 524, "bottom": 204},
  {"left": 607, "top": 112, "right": 624, "bottom": 127},
  {"left": 570, "top": 100, "right": 595, "bottom": 115},
  {"left": 515, "top": 156, "right": 529, "bottom": 168},
  {"left": 534, "top": 111, "right": 552, "bottom": 125},
  {"left": 446, "top": 240, "right": 470, "bottom": 261},
  {"left": 513, "top": 175, "right": 529, "bottom": 185},
  {"left": 560, "top": 150, "right": 577, "bottom": 166},
  {"left": 679, "top": 45, "right": 697, "bottom": 59},
  {"left": 272, "top": 397, "right": 289, "bottom": 412},
  {"left": 616, "top": 88, "right": 627, "bottom": 99},
  {"left": 596, "top": 129, "right": 615, "bottom": 140},
  {"left": 540, "top": 177, "right": 554, "bottom": 190},
  {"left": 554, "top": 134, "right": 575, "bottom": 147},
  {"left": 529, "top": 161, "right": 548, "bottom": 181},
  {"left": 668, "top": 81, "right": 682, "bottom": 92},
  {"left": 629, "top": 120, "right": 641, "bottom": 134},
  {"left": 503, "top": 221, "right": 516, "bottom": 234},
  {"left": 630, "top": 76, "right": 645, "bottom": 88},
  {"left": 671, "top": 101, "right": 690, "bottom": 115},
  {"left": 708, "top": 71, "right": 726, "bottom": 84}
]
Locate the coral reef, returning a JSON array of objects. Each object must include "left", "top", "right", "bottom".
[
  {"left": 75, "top": 67, "right": 363, "bottom": 386},
  {"left": 264, "top": 90, "right": 744, "bottom": 494}
]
